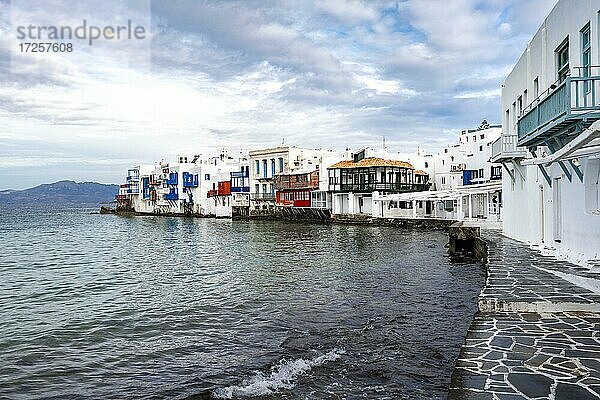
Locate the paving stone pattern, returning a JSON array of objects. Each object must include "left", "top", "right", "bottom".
[{"left": 450, "top": 233, "right": 600, "bottom": 400}]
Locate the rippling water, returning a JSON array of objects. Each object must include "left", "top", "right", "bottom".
[{"left": 0, "top": 205, "right": 484, "bottom": 399}]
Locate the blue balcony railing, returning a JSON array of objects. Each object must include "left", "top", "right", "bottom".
[
  {"left": 518, "top": 68, "right": 600, "bottom": 147},
  {"left": 182, "top": 172, "right": 198, "bottom": 187},
  {"left": 231, "top": 186, "right": 250, "bottom": 193}
]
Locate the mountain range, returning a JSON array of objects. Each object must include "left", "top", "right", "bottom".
[{"left": 0, "top": 180, "right": 119, "bottom": 205}]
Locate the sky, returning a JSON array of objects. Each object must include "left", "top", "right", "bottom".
[{"left": 0, "top": 0, "right": 558, "bottom": 190}]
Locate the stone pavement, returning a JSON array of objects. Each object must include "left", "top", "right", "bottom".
[{"left": 449, "top": 233, "right": 600, "bottom": 400}]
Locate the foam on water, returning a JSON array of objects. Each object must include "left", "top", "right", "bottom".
[{"left": 212, "top": 349, "right": 344, "bottom": 399}]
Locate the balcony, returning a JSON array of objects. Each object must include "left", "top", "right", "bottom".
[
  {"left": 490, "top": 135, "right": 527, "bottom": 163},
  {"left": 338, "top": 183, "right": 429, "bottom": 193},
  {"left": 231, "top": 170, "right": 249, "bottom": 178},
  {"left": 182, "top": 172, "right": 198, "bottom": 188},
  {"left": 231, "top": 186, "right": 250, "bottom": 193},
  {"left": 518, "top": 69, "right": 600, "bottom": 148},
  {"left": 250, "top": 192, "right": 276, "bottom": 201},
  {"left": 126, "top": 175, "right": 139, "bottom": 182}
]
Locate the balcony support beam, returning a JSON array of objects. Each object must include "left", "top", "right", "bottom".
[
  {"left": 555, "top": 136, "right": 584, "bottom": 182},
  {"left": 545, "top": 140, "right": 572, "bottom": 182},
  {"left": 531, "top": 151, "right": 552, "bottom": 187}
]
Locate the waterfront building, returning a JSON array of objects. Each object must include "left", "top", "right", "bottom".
[
  {"left": 493, "top": 0, "right": 600, "bottom": 265},
  {"left": 328, "top": 148, "right": 430, "bottom": 215},
  {"left": 249, "top": 146, "right": 343, "bottom": 211},
  {"left": 274, "top": 169, "right": 319, "bottom": 207},
  {"left": 117, "top": 153, "right": 245, "bottom": 217}
]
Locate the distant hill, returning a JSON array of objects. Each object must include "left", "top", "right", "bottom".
[{"left": 0, "top": 180, "right": 119, "bottom": 205}]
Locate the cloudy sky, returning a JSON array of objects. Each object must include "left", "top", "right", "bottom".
[{"left": 0, "top": 0, "right": 557, "bottom": 189}]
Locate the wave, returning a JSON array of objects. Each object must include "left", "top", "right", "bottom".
[{"left": 212, "top": 349, "right": 344, "bottom": 399}]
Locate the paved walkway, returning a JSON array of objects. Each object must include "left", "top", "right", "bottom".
[{"left": 449, "top": 232, "right": 600, "bottom": 400}]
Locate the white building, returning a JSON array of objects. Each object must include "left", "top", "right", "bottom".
[
  {"left": 328, "top": 148, "right": 430, "bottom": 216},
  {"left": 431, "top": 121, "right": 502, "bottom": 191},
  {"left": 120, "top": 153, "right": 245, "bottom": 217},
  {"left": 494, "top": 0, "right": 600, "bottom": 266}
]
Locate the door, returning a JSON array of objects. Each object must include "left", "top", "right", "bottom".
[
  {"left": 539, "top": 186, "right": 545, "bottom": 243},
  {"left": 426, "top": 201, "right": 432, "bottom": 215},
  {"left": 552, "top": 178, "right": 562, "bottom": 242}
]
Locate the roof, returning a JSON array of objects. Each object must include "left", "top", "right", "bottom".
[
  {"left": 329, "top": 157, "right": 414, "bottom": 169},
  {"left": 414, "top": 170, "right": 428, "bottom": 175}
]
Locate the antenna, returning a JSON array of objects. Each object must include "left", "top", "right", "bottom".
[{"left": 383, "top": 136, "right": 386, "bottom": 152}]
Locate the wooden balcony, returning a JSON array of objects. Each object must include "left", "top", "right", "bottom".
[
  {"left": 490, "top": 135, "right": 527, "bottom": 163},
  {"left": 518, "top": 69, "right": 600, "bottom": 148}
]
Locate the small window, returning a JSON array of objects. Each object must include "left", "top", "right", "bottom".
[
  {"left": 424, "top": 162, "right": 429, "bottom": 168},
  {"left": 204, "top": 174, "right": 210, "bottom": 180},
  {"left": 479, "top": 145, "right": 483, "bottom": 151},
  {"left": 533, "top": 77, "right": 539, "bottom": 98},
  {"left": 480, "top": 134, "right": 485, "bottom": 140}
]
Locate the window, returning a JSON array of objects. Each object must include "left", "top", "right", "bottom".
[
  {"left": 517, "top": 95, "right": 523, "bottom": 117},
  {"left": 523, "top": 90, "right": 528, "bottom": 110},
  {"left": 278, "top": 157, "right": 284, "bottom": 172},
  {"left": 441, "top": 176, "right": 446, "bottom": 185},
  {"left": 479, "top": 145, "right": 483, "bottom": 152},
  {"left": 582, "top": 24, "right": 591, "bottom": 93},
  {"left": 473, "top": 135, "right": 476, "bottom": 142},
  {"left": 262, "top": 159, "right": 267, "bottom": 178},
  {"left": 533, "top": 77, "right": 539, "bottom": 99},
  {"left": 255, "top": 160, "right": 260, "bottom": 174},
  {"left": 424, "top": 162, "right": 428, "bottom": 168},
  {"left": 556, "top": 39, "right": 569, "bottom": 83},
  {"left": 505, "top": 109, "right": 510, "bottom": 133},
  {"left": 451, "top": 156, "right": 454, "bottom": 162},
  {"left": 444, "top": 148, "right": 448, "bottom": 153},
  {"left": 480, "top": 134, "right": 485, "bottom": 140},
  {"left": 271, "top": 159, "right": 275, "bottom": 176},
  {"left": 255, "top": 184, "right": 259, "bottom": 193},
  {"left": 204, "top": 174, "right": 210, "bottom": 180}
]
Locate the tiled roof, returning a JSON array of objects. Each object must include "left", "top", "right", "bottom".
[
  {"left": 329, "top": 157, "right": 414, "bottom": 169},
  {"left": 414, "top": 169, "right": 428, "bottom": 175}
]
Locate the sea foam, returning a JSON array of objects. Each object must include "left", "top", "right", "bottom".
[{"left": 212, "top": 349, "right": 344, "bottom": 399}]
